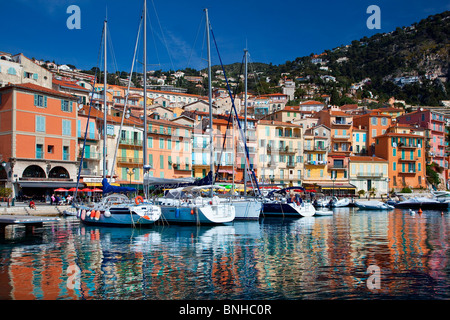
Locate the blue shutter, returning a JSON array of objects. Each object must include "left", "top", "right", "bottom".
[
  {"left": 34, "top": 94, "right": 38, "bottom": 106},
  {"left": 77, "top": 120, "right": 81, "bottom": 138},
  {"left": 44, "top": 96, "right": 47, "bottom": 107}
]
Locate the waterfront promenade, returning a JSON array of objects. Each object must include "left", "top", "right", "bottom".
[{"left": 0, "top": 202, "right": 70, "bottom": 216}]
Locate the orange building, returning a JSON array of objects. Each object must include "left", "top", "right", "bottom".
[
  {"left": 353, "top": 111, "right": 392, "bottom": 155},
  {"left": 0, "top": 83, "right": 78, "bottom": 198},
  {"left": 374, "top": 126, "right": 426, "bottom": 190}
]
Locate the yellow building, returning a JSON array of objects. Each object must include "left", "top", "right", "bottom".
[{"left": 302, "top": 124, "right": 331, "bottom": 186}]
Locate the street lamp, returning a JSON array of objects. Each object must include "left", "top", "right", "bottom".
[{"left": 127, "top": 168, "right": 135, "bottom": 185}]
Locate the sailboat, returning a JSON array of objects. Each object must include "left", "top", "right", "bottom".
[
  {"left": 76, "top": 2, "right": 161, "bottom": 226},
  {"left": 226, "top": 49, "right": 262, "bottom": 220},
  {"left": 147, "top": 8, "right": 235, "bottom": 225}
]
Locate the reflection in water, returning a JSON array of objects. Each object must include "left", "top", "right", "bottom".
[{"left": 0, "top": 209, "right": 449, "bottom": 300}]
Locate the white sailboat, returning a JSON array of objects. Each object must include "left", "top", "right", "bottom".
[
  {"left": 76, "top": 1, "right": 161, "bottom": 226},
  {"left": 152, "top": 9, "right": 235, "bottom": 225}
]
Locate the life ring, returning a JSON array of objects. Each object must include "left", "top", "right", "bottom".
[{"left": 135, "top": 196, "right": 144, "bottom": 205}]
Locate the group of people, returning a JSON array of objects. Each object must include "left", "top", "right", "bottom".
[{"left": 29, "top": 193, "right": 74, "bottom": 209}]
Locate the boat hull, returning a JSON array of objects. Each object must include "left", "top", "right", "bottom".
[
  {"left": 262, "top": 202, "right": 315, "bottom": 217},
  {"left": 232, "top": 200, "right": 261, "bottom": 220},
  {"left": 77, "top": 204, "right": 161, "bottom": 227},
  {"left": 394, "top": 202, "right": 448, "bottom": 210},
  {"left": 159, "top": 204, "right": 235, "bottom": 225}
]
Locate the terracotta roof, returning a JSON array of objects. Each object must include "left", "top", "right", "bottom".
[
  {"left": 300, "top": 100, "right": 324, "bottom": 105},
  {"left": 53, "top": 79, "right": 89, "bottom": 92},
  {"left": 1, "top": 83, "right": 75, "bottom": 99},
  {"left": 349, "top": 156, "right": 388, "bottom": 162}
]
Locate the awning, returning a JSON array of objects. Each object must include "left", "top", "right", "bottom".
[
  {"left": 320, "top": 183, "right": 357, "bottom": 190},
  {"left": 85, "top": 182, "right": 120, "bottom": 187},
  {"left": 19, "top": 181, "right": 85, "bottom": 188}
]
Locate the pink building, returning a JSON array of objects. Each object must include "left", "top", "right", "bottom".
[{"left": 396, "top": 109, "right": 446, "bottom": 168}]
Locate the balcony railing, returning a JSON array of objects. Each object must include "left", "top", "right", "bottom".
[
  {"left": 119, "top": 139, "right": 143, "bottom": 147},
  {"left": 267, "top": 146, "right": 297, "bottom": 154},
  {"left": 304, "top": 145, "right": 329, "bottom": 152},
  {"left": 117, "top": 157, "right": 143, "bottom": 165},
  {"left": 356, "top": 172, "right": 383, "bottom": 178},
  {"left": 332, "top": 120, "right": 352, "bottom": 126},
  {"left": 304, "top": 160, "right": 327, "bottom": 166}
]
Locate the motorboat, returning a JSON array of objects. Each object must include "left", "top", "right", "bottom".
[
  {"left": 355, "top": 200, "right": 394, "bottom": 210},
  {"left": 394, "top": 196, "right": 448, "bottom": 210},
  {"left": 315, "top": 209, "right": 334, "bottom": 216},
  {"left": 328, "top": 196, "right": 350, "bottom": 207},
  {"left": 314, "top": 197, "right": 330, "bottom": 207},
  {"left": 262, "top": 199, "right": 316, "bottom": 217}
]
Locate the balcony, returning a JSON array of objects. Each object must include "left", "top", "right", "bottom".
[
  {"left": 397, "top": 142, "right": 418, "bottom": 149},
  {"left": 286, "top": 162, "right": 296, "bottom": 168},
  {"left": 304, "top": 160, "right": 327, "bottom": 166},
  {"left": 78, "top": 151, "right": 101, "bottom": 160},
  {"left": 332, "top": 135, "right": 351, "bottom": 140},
  {"left": 304, "top": 145, "right": 329, "bottom": 152},
  {"left": 356, "top": 172, "right": 383, "bottom": 178},
  {"left": 119, "top": 139, "right": 143, "bottom": 147},
  {"left": 332, "top": 120, "right": 352, "bottom": 126},
  {"left": 329, "top": 164, "right": 348, "bottom": 170},
  {"left": 117, "top": 157, "right": 143, "bottom": 165},
  {"left": 398, "top": 157, "right": 417, "bottom": 162},
  {"left": 173, "top": 164, "right": 191, "bottom": 172},
  {"left": 267, "top": 146, "right": 297, "bottom": 154}
]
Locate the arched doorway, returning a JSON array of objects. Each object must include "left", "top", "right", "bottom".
[
  {"left": 22, "top": 165, "right": 46, "bottom": 178},
  {"left": 48, "top": 166, "right": 70, "bottom": 179}
]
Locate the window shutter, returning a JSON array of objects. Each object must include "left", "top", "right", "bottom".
[
  {"left": 70, "top": 101, "right": 73, "bottom": 112},
  {"left": 44, "top": 96, "right": 47, "bottom": 107},
  {"left": 34, "top": 94, "right": 38, "bottom": 106}
]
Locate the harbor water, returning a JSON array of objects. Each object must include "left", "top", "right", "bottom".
[{"left": 0, "top": 208, "right": 449, "bottom": 300}]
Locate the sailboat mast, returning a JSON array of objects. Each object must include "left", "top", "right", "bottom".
[
  {"left": 244, "top": 49, "right": 248, "bottom": 196},
  {"left": 103, "top": 18, "right": 108, "bottom": 180},
  {"left": 143, "top": 0, "right": 148, "bottom": 169},
  {"left": 205, "top": 8, "right": 214, "bottom": 197}
]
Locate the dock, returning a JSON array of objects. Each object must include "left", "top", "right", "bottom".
[{"left": 0, "top": 215, "right": 60, "bottom": 237}]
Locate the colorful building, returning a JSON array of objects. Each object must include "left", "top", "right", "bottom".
[
  {"left": 256, "top": 120, "right": 303, "bottom": 187},
  {"left": 349, "top": 156, "right": 389, "bottom": 196},
  {"left": 396, "top": 109, "right": 446, "bottom": 168},
  {"left": 353, "top": 111, "right": 392, "bottom": 155},
  {"left": 0, "top": 83, "right": 78, "bottom": 198},
  {"left": 302, "top": 124, "right": 331, "bottom": 189},
  {"left": 374, "top": 125, "right": 426, "bottom": 190}
]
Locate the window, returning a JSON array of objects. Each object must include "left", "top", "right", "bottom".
[
  {"left": 36, "top": 115, "right": 46, "bottom": 132},
  {"left": 36, "top": 144, "right": 43, "bottom": 159},
  {"left": 160, "top": 155, "right": 164, "bottom": 169},
  {"left": 62, "top": 120, "right": 71, "bottom": 136},
  {"left": 61, "top": 100, "right": 73, "bottom": 112},
  {"left": 48, "top": 145, "right": 54, "bottom": 154},
  {"left": 381, "top": 117, "right": 387, "bottom": 126},
  {"left": 7, "top": 67, "right": 16, "bottom": 75},
  {"left": 393, "top": 162, "right": 396, "bottom": 171},
  {"left": 371, "top": 117, "right": 378, "bottom": 125},
  {"left": 159, "top": 138, "right": 164, "bottom": 149},
  {"left": 63, "top": 146, "right": 69, "bottom": 161},
  {"left": 34, "top": 94, "right": 47, "bottom": 107}
]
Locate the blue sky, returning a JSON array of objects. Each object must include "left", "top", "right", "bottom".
[{"left": 1, "top": 0, "right": 449, "bottom": 73}]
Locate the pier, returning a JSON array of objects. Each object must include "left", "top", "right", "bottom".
[{"left": 0, "top": 215, "right": 60, "bottom": 237}]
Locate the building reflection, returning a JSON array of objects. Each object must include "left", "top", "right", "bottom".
[{"left": 0, "top": 212, "right": 449, "bottom": 299}]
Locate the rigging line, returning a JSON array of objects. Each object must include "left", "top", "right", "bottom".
[
  {"left": 109, "top": 12, "right": 144, "bottom": 184},
  {"left": 147, "top": 7, "right": 162, "bottom": 71},
  {"left": 186, "top": 14, "right": 205, "bottom": 70},
  {"left": 209, "top": 27, "right": 261, "bottom": 196},
  {"left": 75, "top": 22, "right": 105, "bottom": 203},
  {"left": 150, "top": 0, "right": 175, "bottom": 71},
  {"left": 106, "top": 24, "right": 120, "bottom": 84},
  {"left": 215, "top": 53, "right": 245, "bottom": 179}
]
